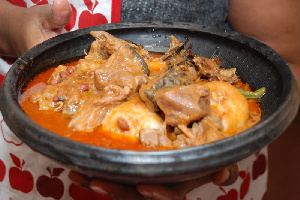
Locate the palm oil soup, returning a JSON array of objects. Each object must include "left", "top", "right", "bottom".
[{"left": 20, "top": 31, "right": 262, "bottom": 151}]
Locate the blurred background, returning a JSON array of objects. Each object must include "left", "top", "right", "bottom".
[{"left": 267, "top": 109, "right": 300, "bottom": 200}]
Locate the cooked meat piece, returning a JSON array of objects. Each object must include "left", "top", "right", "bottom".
[
  {"left": 194, "top": 116, "right": 227, "bottom": 143},
  {"left": 139, "top": 73, "right": 165, "bottom": 111},
  {"left": 139, "top": 125, "right": 172, "bottom": 148},
  {"left": 62, "top": 85, "right": 81, "bottom": 114},
  {"left": 93, "top": 47, "right": 150, "bottom": 92},
  {"left": 88, "top": 40, "right": 110, "bottom": 59},
  {"left": 94, "top": 68, "right": 135, "bottom": 91},
  {"left": 150, "top": 68, "right": 194, "bottom": 90},
  {"left": 97, "top": 45, "right": 148, "bottom": 76},
  {"left": 94, "top": 84, "right": 132, "bottom": 106},
  {"left": 94, "top": 72, "right": 148, "bottom": 105},
  {"left": 90, "top": 31, "right": 129, "bottom": 56},
  {"left": 171, "top": 116, "right": 226, "bottom": 149},
  {"left": 164, "top": 44, "right": 200, "bottom": 82},
  {"left": 90, "top": 31, "right": 151, "bottom": 60},
  {"left": 139, "top": 68, "right": 194, "bottom": 111},
  {"left": 172, "top": 134, "right": 195, "bottom": 149},
  {"left": 75, "top": 53, "right": 107, "bottom": 75},
  {"left": 155, "top": 84, "right": 210, "bottom": 127},
  {"left": 68, "top": 102, "right": 118, "bottom": 132},
  {"left": 160, "top": 35, "right": 189, "bottom": 61},
  {"left": 68, "top": 83, "right": 138, "bottom": 132},
  {"left": 193, "top": 56, "right": 239, "bottom": 84},
  {"left": 167, "top": 46, "right": 190, "bottom": 65},
  {"left": 172, "top": 61, "right": 200, "bottom": 82},
  {"left": 96, "top": 75, "right": 147, "bottom": 106},
  {"left": 139, "top": 114, "right": 226, "bottom": 149},
  {"left": 139, "top": 129, "right": 160, "bottom": 147},
  {"left": 125, "top": 44, "right": 149, "bottom": 75},
  {"left": 219, "top": 68, "right": 238, "bottom": 83}
]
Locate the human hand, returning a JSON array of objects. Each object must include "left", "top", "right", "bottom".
[
  {"left": 68, "top": 164, "right": 238, "bottom": 200},
  {"left": 1, "top": 0, "right": 71, "bottom": 57}
]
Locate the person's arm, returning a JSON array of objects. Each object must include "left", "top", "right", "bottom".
[
  {"left": 228, "top": 0, "right": 300, "bottom": 90},
  {"left": 0, "top": 0, "right": 71, "bottom": 57}
]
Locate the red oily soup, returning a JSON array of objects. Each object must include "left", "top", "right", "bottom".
[{"left": 20, "top": 31, "right": 262, "bottom": 151}]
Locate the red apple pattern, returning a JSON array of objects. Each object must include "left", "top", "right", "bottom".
[
  {"left": 0, "top": 159, "right": 6, "bottom": 182},
  {"left": 36, "top": 167, "right": 65, "bottom": 199},
  {"left": 9, "top": 153, "right": 34, "bottom": 193},
  {"left": 217, "top": 187, "right": 238, "bottom": 200},
  {"left": 184, "top": 149, "right": 268, "bottom": 199},
  {"left": 78, "top": 0, "right": 108, "bottom": 29},
  {"left": 252, "top": 151, "right": 267, "bottom": 180},
  {"left": 65, "top": 3, "right": 77, "bottom": 31},
  {"left": 31, "top": 0, "right": 48, "bottom": 5},
  {"left": 1, "top": 119, "right": 23, "bottom": 146},
  {"left": 7, "top": 0, "right": 27, "bottom": 7},
  {"left": 239, "top": 170, "right": 251, "bottom": 200}
]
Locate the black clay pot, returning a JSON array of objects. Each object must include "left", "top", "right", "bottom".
[{"left": 1, "top": 22, "right": 299, "bottom": 184}]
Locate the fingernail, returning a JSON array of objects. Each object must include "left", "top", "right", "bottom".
[
  {"left": 138, "top": 188, "right": 167, "bottom": 200},
  {"left": 68, "top": 171, "right": 91, "bottom": 188},
  {"left": 90, "top": 180, "right": 108, "bottom": 196},
  {"left": 211, "top": 168, "right": 231, "bottom": 186},
  {"left": 142, "top": 191, "right": 170, "bottom": 200},
  {"left": 139, "top": 190, "right": 152, "bottom": 198},
  {"left": 152, "top": 193, "right": 171, "bottom": 200},
  {"left": 219, "top": 168, "right": 231, "bottom": 185}
]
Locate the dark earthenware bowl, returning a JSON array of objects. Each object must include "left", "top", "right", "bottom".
[{"left": 1, "top": 22, "right": 299, "bottom": 184}]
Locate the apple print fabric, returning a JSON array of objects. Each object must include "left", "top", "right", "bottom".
[
  {"left": 0, "top": 0, "right": 267, "bottom": 199},
  {"left": 186, "top": 148, "right": 268, "bottom": 200}
]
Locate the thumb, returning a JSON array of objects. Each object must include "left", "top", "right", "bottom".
[{"left": 47, "top": 0, "right": 71, "bottom": 30}]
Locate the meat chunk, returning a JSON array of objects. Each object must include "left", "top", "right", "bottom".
[
  {"left": 68, "top": 102, "right": 117, "bottom": 132},
  {"left": 75, "top": 53, "right": 107, "bottom": 75},
  {"left": 139, "top": 114, "right": 227, "bottom": 149},
  {"left": 90, "top": 31, "right": 151, "bottom": 61},
  {"left": 139, "top": 128, "right": 172, "bottom": 148},
  {"left": 139, "top": 68, "right": 194, "bottom": 111},
  {"left": 95, "top": 45, "right": 148, "bottom": 77},
  {"left": 160, "top": 35, "right": 189, "bottom": 61},
  {"left": 62, "top": 85, "right": 81, "bottom": 114},
  {"left": 90, "top": 31, "right": 129, "bottom": 56},
  {"left": 193, "top": 56, "right": 239, "bottom": 84},
  {"left": 155, "top": 84, "right": 210, "bottom": 127},
  {"left": 94, "top": 68, "right": 135, "bottom": 91}
]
